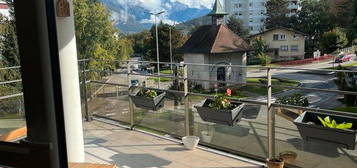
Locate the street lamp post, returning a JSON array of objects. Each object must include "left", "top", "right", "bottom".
[
  {"left": 169, "top": 21, "right": 176, "bottom": 73},
  {"left": 150, "top": 11, "right": 165, "bottom": 89}
]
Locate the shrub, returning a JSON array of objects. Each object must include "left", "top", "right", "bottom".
[{"left": 276, "top": 93, "right": 309, "bottom": 107}]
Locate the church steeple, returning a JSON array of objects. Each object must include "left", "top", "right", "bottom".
[{"left": 208, "top": 0, "right": 227, "bottom": 25}]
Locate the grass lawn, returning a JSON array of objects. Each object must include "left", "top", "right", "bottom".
[
  {"left": 0, "top": 113, "right": 24, "bottom": 119},
  {"left": 190, "top": 77, "right": 299, "bottom": 98},
  {"left": 147, "top": 77, "right": 171, "bottom": 82},
  {"left": 243, "top": 77, "right": 300, "bottom": 95},
  {"left": 332, "top": 107, "right": 357, "bottom": 113},
  {"left": 160, "top": 70, "right": 173, "bottom": 74}
]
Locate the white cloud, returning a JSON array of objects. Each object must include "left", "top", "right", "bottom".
[
  {"left": 140, "top": 13, "right": 177, "bottom": 25},
  {"left": 170, "top": 0, "right": 215, "bottom": 9}
]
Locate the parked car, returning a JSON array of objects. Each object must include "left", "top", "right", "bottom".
[{"left": 335, "top": 54, "right": 352, "bottom": 63}]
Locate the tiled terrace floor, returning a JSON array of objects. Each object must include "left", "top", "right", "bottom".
[{"left": 83, "top": 120, "right": 261, "bottom": 168}]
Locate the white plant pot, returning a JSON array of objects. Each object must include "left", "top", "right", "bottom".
[
  {"left": 182, "top": 136, "right": 200, "bottom": 150},
  {"left": 201, "top": 131, "right": 213, "bottom": 143}
]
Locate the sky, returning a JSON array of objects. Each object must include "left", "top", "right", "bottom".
[{"left": 113, "top": 0, "right": 217, "bottom": 25}]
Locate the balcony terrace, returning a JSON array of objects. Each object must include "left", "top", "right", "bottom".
[
  {"left": 83, "top": 120, "right": 261, "bottom": 168},
  {"left": 1, "top": 51, "right": 357, "bottom": 167}
]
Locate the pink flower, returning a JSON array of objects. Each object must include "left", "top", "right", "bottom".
[{"left": 226, "top": 89, "right": 232, "bottom": 96}]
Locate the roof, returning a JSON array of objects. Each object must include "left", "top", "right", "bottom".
[
  {"left": 178, "top": 25, "right": 251, "bottom": 54},
  {"left": 250, "top": 27, "right": 307, "bottom": 37},
  {"left": 208, "top": 0, "right": 227, "bottom": 16}
]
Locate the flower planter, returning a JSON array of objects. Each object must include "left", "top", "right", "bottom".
[
  {"left": 182, "top": 136, "right": 200, "bottom": 150},
  {"left": 200, "top": 131, "right": 213, "bottom": 143},
  {"left": 194, "top": 99, "right": 245, "bottom": 126},
  {"left": 279, "top": 151, "right": 297, "bottom": 164},
  {"left": 130, "top": 92, "right": 166, "bottom": 111},
  {"left": 294, "top": 111, "right": 357, "bottom": 150},
  {"left": 266, "top": 158, "right": 284, "bottom": 168}
]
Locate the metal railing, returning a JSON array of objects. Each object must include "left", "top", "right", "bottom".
[
  {"left": 2, "top": 59, "right": 357, "bottom": 167},
  {"left": 77, "top": 59, "right": 357, "bottom": 164}
]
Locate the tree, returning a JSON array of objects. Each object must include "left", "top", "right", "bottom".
[
  {"left": 252, "top": 37, "right": 269, "bottom": 55},
  {"left": 73, "top": 0, "right": 133, "bottom": 79},
  {"left": 265, "top": 0, "right": 290, "bottom": 29},
  {"left": 127, "top": 30, "right": 152, "bottom": 56},
  {"left": 252, "top": 37, "right": 270, "bottom": 66},
  {"left": 0, "top": 0, "right": 19, "bottom": 67},
  {"left": 146, "top": 22, "right": 186, "bottom": 63},
  {"left": 226, "top": 16, "right": 249, "bottom": 39},
  {"left": 257, "top": 53, "right": 272, "bottom": 66},
  {"left": 320, "top": 28, "right": 348, "bottom": 54}
]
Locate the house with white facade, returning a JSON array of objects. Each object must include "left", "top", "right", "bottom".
[
  {"left": 179, "top": 0, "right": 251, "bottom": 89},
  {"left": 224, "top": 0, "right": 301, "bottom": 34}
]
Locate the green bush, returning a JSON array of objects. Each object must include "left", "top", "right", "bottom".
[{"left": 276, "top": 93, "right": 310, "bottom": 107}]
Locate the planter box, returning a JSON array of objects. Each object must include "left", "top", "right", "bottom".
[
  {"left": 294, "top": 111, "right": 357, "bottom": 150},
  {"left": 194, "top": 99, "right": 245, "bottom": 126},
  {"left": 130, "top": 92, "right": 166, "bottom": 111}
]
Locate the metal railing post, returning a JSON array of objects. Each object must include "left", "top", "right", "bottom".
[
  {"left": 184, "top": 65, "right": 191, "bottom": 136},
  {"left": 127, "top": 61, "right": 135, "bottom": 129},
  {"left": 267, "top": 68, "right": 275, "bottom": 158},
  {"left": 82, "top": 61, "right": 91, "bottom": 121}
]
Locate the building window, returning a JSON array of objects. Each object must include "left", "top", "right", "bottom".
[
  {"left": 260, "top": 18, "right": 265, "bottom": 22},
  {"left": 261, "top": 10, "right": 265, "bottom": 15},
  {"left": 293, "top": 34, "right": 299, "bottom": 40},
  {"left": 291, "top": 45, "right": 299, "bottom": 51},
  {"left": 249, "top": 19, "right": 253, "bottom": 22},
  {"left": 250, "top": 26, "right": 253, "bottom": 31},
  {"left": 249, "top": 3, "right": 252, "bottom": 7},
  {"left": 239, "top": 13, "right": 243, "bottom": 16},
  {"left": 273, "top": 34, "right": 279, "bottom": 41},
  {"left": 234, "top": 4, "right": 239, "bottom": 8},
  {"left": 239, "top": 3, "right": 242, "bottom": 7},
  {"left": 262, "top": 2, "right": 266, "bottom": 6},
  {"left": 280, "top": 45, "right": 289, "bottom": 51},
  {"left": 280, "top": 34, "right": 286, "bottom": 40}
]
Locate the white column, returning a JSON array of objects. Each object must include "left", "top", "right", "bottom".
[{"left": 55, "top": 0, "right": 85, "bottom": 162}]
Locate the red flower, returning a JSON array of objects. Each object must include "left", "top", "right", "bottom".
[{"left": 226, "top": 89, "right": 232, "bottom": 96}]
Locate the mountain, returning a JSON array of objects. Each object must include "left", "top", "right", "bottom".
[{"left": 101, "top": 0, "right": 212, "bottom": 33}]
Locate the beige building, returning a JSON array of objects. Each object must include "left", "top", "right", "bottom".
[{"left": 251, "top": 27, "right": 306, "bottom": 61}]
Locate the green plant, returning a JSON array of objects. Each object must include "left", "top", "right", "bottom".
[
  {"left": 208, "top": 89, "right": 234, "bottom": 110},
  {"left": 276, "top": 93, "right": 310, "bottom": 107},
  {"left": 257, "top": 53, "right": 272, "bottom": 66},
  {"left": 317, "top": 116, "right": 353, "bottom": 130},
  {"left": 137, "top": 89, "right": 157, "bottom": 98}
]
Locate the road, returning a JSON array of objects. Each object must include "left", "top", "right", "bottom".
[{"left": 247, "top": 57, "right": 357, "bottom": 109}]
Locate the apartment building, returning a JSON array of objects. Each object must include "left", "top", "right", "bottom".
[{"left": 224, "top": 0, "right": 301, "bottom": 34}]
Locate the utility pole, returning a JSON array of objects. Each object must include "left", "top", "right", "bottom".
[{"left": 150, "top": 11, "right": 165, "bottom": 89}]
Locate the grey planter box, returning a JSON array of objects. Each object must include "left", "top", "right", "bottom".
[
  {"left": 194, "top": 99, "right": 245, "bottom": 126},
  {"left": 130, "top": 92, "right": 166, "bottom": 111},
  {"left": 294, "top": 111, "right": 357, "bottom": 150}
]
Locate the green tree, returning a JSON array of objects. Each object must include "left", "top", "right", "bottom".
[
  {"left": 265, "top": 0, "right": 290, "bottom": 29},
  {"left": 73, "top": 0, "right": 133, "bottom": 79},
  {"left": 320, "top": 28, "right": 348, "bottom": 54},
  {"left": 252, "top": 37, "right": 269, "bottom": 55},
  {"left": 257, "top": 53, "right": 272, "bottom": 66},
  {"left": 226, "top": 16, "right": 249, "bottom": 39},
  {"left": 252, "top": 37, "right": 270, "bottom": 66},
  {"left": 0, "top": 0, "right": 20, "bottom": 67},
  {"left": 146, "top": 22, "right": 186, "bottom": 63},
  {"left": 127, "top": 30, "right": 152, "bottom": 56}
]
